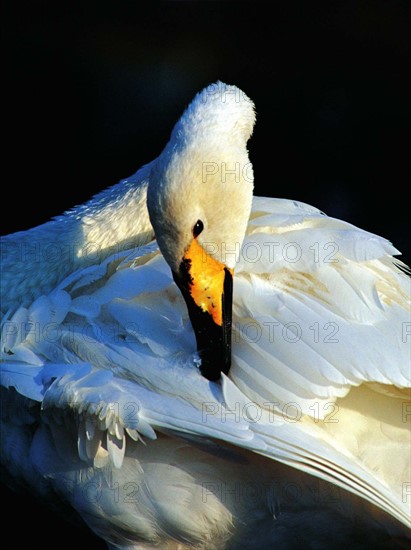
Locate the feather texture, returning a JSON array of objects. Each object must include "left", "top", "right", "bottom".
[{"left": 1, "top": 82, "right": 410, "bottom": 548}]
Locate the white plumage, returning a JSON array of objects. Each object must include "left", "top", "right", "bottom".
[{"left": 1, "top": 82, "right": 410, "bottom": 549}]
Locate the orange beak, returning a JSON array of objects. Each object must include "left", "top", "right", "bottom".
[{"left": 173, "top": 238, "right": 233, "bottom": 381}]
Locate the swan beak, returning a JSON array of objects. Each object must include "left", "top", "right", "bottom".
[{"left": 172, "top": 238, "right": 233, "bottom": 381}]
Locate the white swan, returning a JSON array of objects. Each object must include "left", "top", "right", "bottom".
[{"left": 1, "top": 82, "right": 410, "bottom": 549}]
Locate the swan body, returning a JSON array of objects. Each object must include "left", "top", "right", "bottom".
[{"left": 1, "top": 82, "right": 410, "bottom": 548}]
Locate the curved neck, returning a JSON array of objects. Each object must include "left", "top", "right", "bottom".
[{"left": 1, "top": 164, "right": 154, "bottom": 312}]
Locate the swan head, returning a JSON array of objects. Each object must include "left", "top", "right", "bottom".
[{"left": 147, "top": 82, "right": 255, "bottom": 381}]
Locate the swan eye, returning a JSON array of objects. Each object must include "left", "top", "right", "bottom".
[{"left": 193, "top": 220, "right": 204, "bottom": 238}]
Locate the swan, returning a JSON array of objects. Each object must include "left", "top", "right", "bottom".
[{"left": 1, "top": 81, "right": 410, "bottom": 549}]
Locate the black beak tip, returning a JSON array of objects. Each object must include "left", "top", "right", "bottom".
[
  {"left": 200, "top": 364, "right": 221, "bottom": 382},
  {"left": 173, "top": 266, "right": 233, "bottom": 382},
  {"left": 199, "top": 350, "right": 231, "bottom": 382}
]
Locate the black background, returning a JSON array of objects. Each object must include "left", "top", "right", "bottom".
[{"left": 2, "top": 1, "right": 410, "bottom": 548}]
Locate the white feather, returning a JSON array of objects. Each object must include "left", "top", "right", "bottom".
[{"left": 1, "top": 82, "right": 410, "bottom": 548}]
